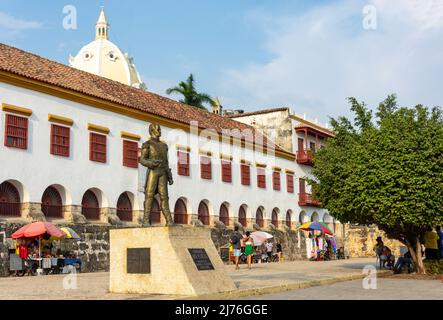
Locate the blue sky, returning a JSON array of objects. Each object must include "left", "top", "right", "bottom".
[{"left": 1, "top": 0, "right": 442, "bottom": 125}]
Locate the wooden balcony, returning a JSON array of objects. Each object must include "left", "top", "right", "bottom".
[
  {"left": 298, "top": 193, "right": 320, "bottom": 207},
  {"left": 296, "top": 150, "right": 314, "bottom": 166}
]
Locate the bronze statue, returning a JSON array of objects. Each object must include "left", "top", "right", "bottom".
[{"left": 139, "top": 123, "right": 174, "bottom": 226}]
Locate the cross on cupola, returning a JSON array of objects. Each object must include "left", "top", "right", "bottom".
[{"left": 95, "top": 6, "right": 109, "bottom": 40}]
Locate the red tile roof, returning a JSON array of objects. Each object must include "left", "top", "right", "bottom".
[
  {"left": 0, "top": 43, "right": 294, "bottom": 157},
  {"left": 226, "top": 107, "right": 290, "bottom": 118}
]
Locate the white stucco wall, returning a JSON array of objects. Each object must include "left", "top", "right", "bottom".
[{"left": 0, "top": 82, "right": 327, "bottom": 224}]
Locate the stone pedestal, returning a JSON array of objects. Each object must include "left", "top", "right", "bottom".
[{"left": 109, "top": 226, "right": 236, "bottom": 296}]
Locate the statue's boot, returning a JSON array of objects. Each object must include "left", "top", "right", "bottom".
[
  {"left": 143, "top": 197, "right": 153, "bottom": 227},
  {"left": 161, "top": 198, "right": 176, "bottom": 226}
]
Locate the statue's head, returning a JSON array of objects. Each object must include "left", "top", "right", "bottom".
[{"left": 149, "top": 123, "right": 161, "bottom": 138}]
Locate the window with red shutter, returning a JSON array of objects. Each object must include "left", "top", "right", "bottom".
[
  {"left": 123, "top": 140, "right": 139, "bottom": 168},
  {"left": 50, "top": 124, "right": 70, "bottom": 157},
  {"left": 299, "top": 178, "right": 306, "bottom": 193},
  {"left": 90, "top": 132, "right": 107, "bottom": 163},
  {"left": 273, "top": 171, "right": 281, "bottom": 191},
  {"left": 287, "top": 174, "right": 294, "bottom": 193},
  {"left": 257, "top": 168, "right": 266, "bottom": 189},
  {"left": 221, "top": 160, "right": 232, "bottom": 183},
  {"left": 240, "top": 164, "right": 250, "bottom": 186},
  {"left": 4, "top": 114, "right": 28, "bottom": 149},
  {"left": 200, "top": 156, "right": 212, "bottom": 180},
  {"left": 177, "top": 151, "right": 190, "bottom": 176}
]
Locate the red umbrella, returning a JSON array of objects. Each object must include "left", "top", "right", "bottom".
[{"left": 12, "top": 222, "right": 66, "bottom": 239}]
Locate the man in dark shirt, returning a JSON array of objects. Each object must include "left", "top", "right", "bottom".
[{"left": 230, "top": 226, "right": 243, "bottom": 270}]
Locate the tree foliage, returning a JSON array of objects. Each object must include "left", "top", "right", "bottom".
[
  {"left": 312, "top": 95, "right": 443, "bottom": 273},
  {"left": 166, "top": 74, "right": 214, "bottom": 110}
]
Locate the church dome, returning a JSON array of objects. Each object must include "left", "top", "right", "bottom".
[{"left": 69, "top": 7, "right": 144, "bottom": 89}]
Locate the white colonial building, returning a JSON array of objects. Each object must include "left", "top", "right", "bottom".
[
  {"left": 228, "top": 107, "right": 336, "bottom": 229},
  {"left": 0, "top": 41, "right": 325, "bottom": 230},
  {"left": 0, "top": 8, "right": 335, "bottom": 231}
]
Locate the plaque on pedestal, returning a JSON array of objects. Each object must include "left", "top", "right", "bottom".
[{"left": 109, "top": 226, "right": 236, "bottom": 296}]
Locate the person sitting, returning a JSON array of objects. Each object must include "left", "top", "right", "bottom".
[
  {"left": 380, "top": 245, "right": 395, "bottom": 269},
  {"left": 393, "top": 250, "right": 413, "bottom": 274}
]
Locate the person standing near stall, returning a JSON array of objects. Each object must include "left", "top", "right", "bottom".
[
  {"left": 243, "top": 231, "right": 255, "bottom": 270},
  {"left": 276, "top": 240, "right": 283, "bottom": 262},
  {"left": 229, "top": 226, "right": 242, "bottom": 270}
]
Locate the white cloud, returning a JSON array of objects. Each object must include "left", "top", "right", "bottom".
[
  {"left": 0, "top": 12, "right": 43, "bottom": 31},
  {"left": 217, "top": 0, "right": 443, "bottom": 123}
]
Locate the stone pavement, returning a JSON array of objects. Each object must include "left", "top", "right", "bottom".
[
  {"left": 244, "top": 278, "right": 443, "bottom": 300},
  {"left": 0, "top": 258, "right": 387, "bottom": 300}
]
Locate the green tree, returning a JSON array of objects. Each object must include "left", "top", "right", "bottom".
[
  {"left": 311, "top": 95, "right": 443, "bottom": 274},
  {"left": 166, "top": 74, "right": 214, "bottom": 110}
]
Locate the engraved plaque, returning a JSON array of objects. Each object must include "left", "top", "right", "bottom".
[
  {"left": 188, "top": 248, "right": 214, "bottom": 271},
  {"left": 127, "top": 248, "right": 150, "bottom": 274}
]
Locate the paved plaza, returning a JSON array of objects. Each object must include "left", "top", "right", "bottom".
[
  {"left": 0, "top": 258, "right": 440, "bottom": 300},
  {"left": 244, "top": 278, "right": 443, "bottom": 300}
]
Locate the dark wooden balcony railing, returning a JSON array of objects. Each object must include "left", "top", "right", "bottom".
[
  {"left": 298, "top": 193, "right": 320, "bottom": 207},
  {"left": 82, "top": 207, "right": 100, "bottom": 220},
  {"left": 0, "top": 202, "right": 21, "bottom": 216},
  {"left": 117, "top": 209, "right": 133, "bottom": 222},
  {"left": 296, "top": 150, "right": 314, "bottom": 166},
  {"left": 41, "top": 204, "right": 63, "bottom": 218}
]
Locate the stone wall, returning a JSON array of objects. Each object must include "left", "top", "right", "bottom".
[
  {"left": 343, "top": 224, "right": 403, "bottom": 258},
  {"left": 0, "top": 221, "right": 403, "bottom": 277}
]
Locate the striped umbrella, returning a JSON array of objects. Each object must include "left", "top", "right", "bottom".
[
  {"left": 298, "top": 221, "right": 333, "bottom": 235},
  {"left": 60, "top": 227, "right": 81, "bottom": 240}
]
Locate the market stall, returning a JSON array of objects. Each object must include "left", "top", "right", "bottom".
[{"left": 9, "top": 222, "right": 82, "bottom": 276}]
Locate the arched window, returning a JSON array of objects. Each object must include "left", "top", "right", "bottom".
[
  {"left": 219, "top": 203, "right": 229, "bottom": 226},
  {"left": 82, "top": 190, "right": 100, "bottom": 220},
  {"left": 174, "top": 199, "right": 187, "bottom": 224},
  {"left": 41, "top": 186, "right": 63, "bottom": 218},
  {"left": 198, "top": 201, "right": 209, "bottom": 226},
  {"left": 116, "top": 193, "right": 132, "bottom": 222},
  {"left": 238, "top": 206, "right": 247, "bottom": 227},
  {"left": 272, "top": 209, "right": 279, "bottom": 227},
  {"left": 311, "top": 212, "right": 319, "bottom": 222},
  {"left": 151, "top": 198, "right": 161, "bottom": 224},
  {"left": 286, "top": 211, "right": 292, "bottom": 228},
  {"left": 256, "top": 207, "right": 264, "bottom": 228},
  {"left": 0, "top": 182, "right": 20, "bottom": 217}
]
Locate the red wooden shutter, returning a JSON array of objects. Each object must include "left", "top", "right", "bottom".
[
  {"left": 299, "top": 178, "right": 306, "bottom": 194},
  {"left": 5, "top": 114, "right": 28, "bottom": 149},
  {"left": 123, "top": 140, "right": 139, "bottom": 168},
  {"left": 221, "top": 160, "right": 232, "bottom": 183},
  {"left": 257, "top": 168, "right": 266, "bottom": 189},
  {"left": 241, "top": 164, "right": 250, "bottom": 186},
  {"left": 273, "top": 171, "right": 281, "bottom": 191},
  {"left": 90, "top": 132, "right": 107, "bottom": 163},
  {"left": 177, "top": 151, "right": 190, "bottom": 176},
  {"left": 286, "top": 174, "right": 294, "bottom": 193},
  {"left": 298, "top": 138, "right": 304, "bottom": 151},
  {"left": 200, "top": 156, "right": 212, "bottom": 180},
  {"left": 50, "top": 124, "right": 70, "bottom": 157}
]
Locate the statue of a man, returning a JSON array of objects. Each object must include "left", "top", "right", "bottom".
[{"left": 139, "top": 123, "right": 174, "bottom": 226}]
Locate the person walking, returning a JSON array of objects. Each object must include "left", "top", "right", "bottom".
[
  {"left": 424, "top": 227, "right": 439, "bottom": 260},
  {"left": 276, "top": 240, "right": 283, "bottom": 262},
  {"left": 229, "top": 226, "right": 242, "bottom": 270},
  {"left": 265, "top": 240, "right": 273, "bottom": 262},
  {"left": 243, "top": 231, "right": 254, "bottom": 270},
  {"left": 436, "top": 225, "right": 443, "bottom": 259}
]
